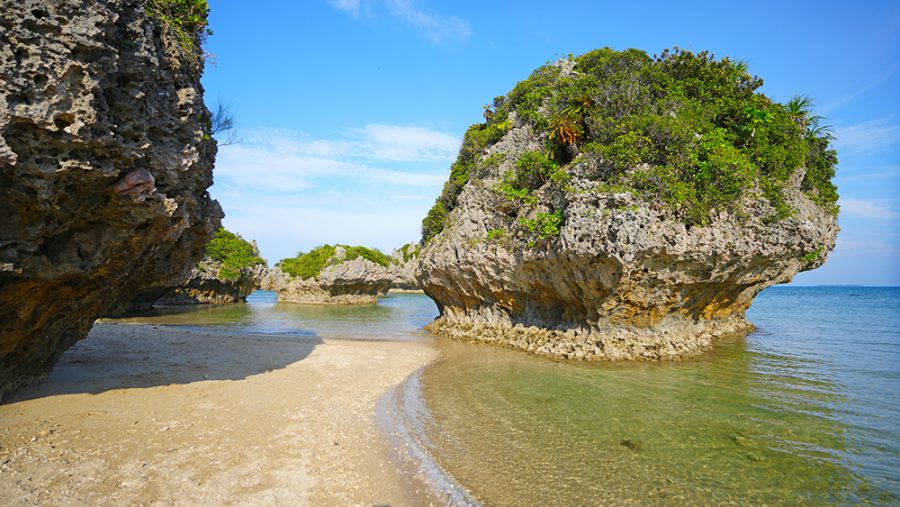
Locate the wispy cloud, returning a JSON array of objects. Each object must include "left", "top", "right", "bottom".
[
  {"left": 832, "top": 117, "right": 900, "bottom": 156},
  {"left": 820, "top": 66, "right": 898, "bottom": 114},
  {"left": 835, "top": 165, "right": 900, "bottom": 183},
  {"left": 211, "top": 124, "right": 459, "bottom": 262},
  {"left": 325, "top": 0, "right": 470, "bottom": 43},
  {"left": 384, "top": 0, "right": 470, "bottom": 43},
  {"left": 327, "top": 0, "right": 360, "bottom": 16},
  {"left": 215, "top": 125, "right": 458, "bottom": 193},
  {"left": 840, "top": 198, "right": 900, "bottom": 220}
]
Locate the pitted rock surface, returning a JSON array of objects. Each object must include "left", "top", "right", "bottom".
[
  {"left": 418, "top": 75, "right": 838, "bottom": 361},
  {"left": 0, "top": 0, "right": 222, "bottom": 398}
]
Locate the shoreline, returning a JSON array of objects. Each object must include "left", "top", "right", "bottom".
[
  {"left": 376, "top": 366, "right": 480, "bottom": 507},
  {"left": 0, "top": 323, "right": 441, "bottom": 505}
]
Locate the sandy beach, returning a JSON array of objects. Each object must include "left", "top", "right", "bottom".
[{"left": 0, "top": 323, "right": 439, "bottom": 506}]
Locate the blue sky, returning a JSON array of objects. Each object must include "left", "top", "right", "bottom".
[{"left": 202, "top": 0, "right": 900, "bottom": 285}]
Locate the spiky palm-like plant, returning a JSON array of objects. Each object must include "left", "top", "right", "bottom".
[{"left": 549, "top": 115, "right": 582, "bottom": 146}]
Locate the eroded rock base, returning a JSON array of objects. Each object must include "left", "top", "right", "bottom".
[{"left": 425, "top": 315, "right": 754, "bottom": 361}]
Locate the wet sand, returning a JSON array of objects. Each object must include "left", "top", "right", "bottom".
[{"left": 0, "top": 323, "right": 439, "bottom": 506}]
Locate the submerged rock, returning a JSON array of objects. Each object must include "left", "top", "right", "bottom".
[
  {"left": 0, "top": 0, "right": 221, "bottom": 398},
  {"left": 418, "top": 48, "right": 839, "bottom": 360},
  {"left": 274, "top": 245, "right": 393, "bottom": 304}
]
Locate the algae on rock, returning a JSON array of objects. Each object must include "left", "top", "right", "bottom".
[{"left": 417, "top": 48, "right": 840, "bottom": 361}]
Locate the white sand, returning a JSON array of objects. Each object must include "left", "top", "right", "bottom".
[{"left": 0, "top": 323, "right": 440, "bottom": 506}]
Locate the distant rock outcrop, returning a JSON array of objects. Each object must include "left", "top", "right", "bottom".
[
  {"left": 273, "top": 245, "right": 393, "bottom": 304},
  {"left": 418, "top": 48, "right": 840, "bottom": 361},
  {"left": 150, "top": 228, "right": 267, "bottom": 305},
  {"left": 155, "top": 259, "right": 265, "bottom": 305},
  {"left": 0, "top": 0, "right": 222, "bottom": 399},
  {"left": 389, "top": 242, "right": 421, "bottom": 290}
]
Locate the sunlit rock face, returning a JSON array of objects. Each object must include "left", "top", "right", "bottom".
[
  {"left": 273, "top": 260, "right": 394, "bottom": 305},
  {"left": 0, "top": 0, "right": 222, "bottom": 399}
]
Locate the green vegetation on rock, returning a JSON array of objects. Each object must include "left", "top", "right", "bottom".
[
  {"left": 206, "top": 227, "right": 265, "bottom": 281},
  {"left": 397, "top": 243, "right": 421, "bottom": 263},
  {"left": 146, "top": 0, "right": 212, "bottom": 55},
  {"left": 422, "top": 47, "right": 839, "bottom": 243},
  {"left": 519, "top": 210, "right": 565, "bottom": 240},
  {"left": 421, "top": 120, "right": 513, "bottom": 242},
  {"left": 278, "top": 244, "right": 391, "bottom": 280}
]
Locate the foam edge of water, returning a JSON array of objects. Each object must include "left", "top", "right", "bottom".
[{"left": 375, "top": 365, "right": 481, "bottom": 507}]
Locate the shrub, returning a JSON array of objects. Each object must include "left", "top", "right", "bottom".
[
  {"left": 421, "top": 120, "right": 512, "bottom": 243},
  {"left": 343, "top": 245, "right": 391, "bottom": 267},
  {"left": 205, "top": 227, "right": 265, "bottom": 281},
  {"left": 519, "top": 210, "right": 565, "bottom": 239},
  {"left": 278, "top": 244, "right": 390, "bottom": 280},
  {"left": 147, "top": 0, "right": 212, "bottom": 54},
  {"left": 278, "top": 245, "right": 337, "bottom": 280},
  {"left": 424, "top": 47, "right": 838, "bottom": 241},
  {"left": 398, "top": 243, "right": 421, "bottom": 263}
]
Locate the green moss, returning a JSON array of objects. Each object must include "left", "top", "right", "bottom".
[
  {"left": 487, "top": 228, "right": 505, "bottom": 241},
  {"left": 425, "top": 46, "right": 839, "bottom": 237},
  {"left": 278, "top": 244, "right": 390, "bottom": 281},
  {"left": 205, "top": 227, "right": 265, "bottom": 281}
]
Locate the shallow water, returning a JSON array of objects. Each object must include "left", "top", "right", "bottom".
[
  {"left": 118, "top": 287, "right": 900, "bottom": 505},
  {"left": 419, "top": 287, "right": 900, "bottom": 505},
  {"left": 115, "top": 291, "right": 436, "bottom": 340}
]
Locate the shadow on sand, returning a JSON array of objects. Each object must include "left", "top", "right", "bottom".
[{"left": 5, "top": 322, "right": 322, "bottom": 404}]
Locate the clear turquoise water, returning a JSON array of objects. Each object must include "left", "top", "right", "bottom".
[
  {"left": 120, "top": 287, "right": 900, "bottom": 505},
  {"left": 419, "top": 287, "right": 900, "bottom": 505},
  {"left": 115, "top": 291, "right": 436, "bottom": 340}
]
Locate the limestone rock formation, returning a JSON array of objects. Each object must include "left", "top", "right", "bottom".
[
  {"left": 274, "top": 246, "right": 393, "bottom": 304},
  {"left": 154, "top": 258, "right": 265, "bottom": 305},
  {"left": 418, "top": 48, "right": 839, "bottom": 361},
  {"left": 0, "top": 0, "right": 222, "bottom": 398},
  {"left": 149, "top": 228, "right": 267, "bottom": 305},
  {"left": 389, "top": 242, "right": 421, "bottom": 290}
]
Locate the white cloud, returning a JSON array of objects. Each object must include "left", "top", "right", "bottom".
[
  {"left": 840, "top": 198, "right": 900, "bottom": 220},
  {"left": 384, "top": 0, "right": 470, "bottom": 43},
  {"left": 832, "top": 118, "right": 900, "bottom": 155},
  {"left": 328, "top": 0, "right": 360, "bottom": 16},
  {"left": 211, "top": 124, "right": 459, "bottom": 263},
  {"left": 326, "top": 0, "right": 470, "bottom": 43},
  {"left": 214, "top": 125, "right": 458, "bottom": 193},
  {"left": 350, "top": 124, "right": 462, "bottom": 161}
]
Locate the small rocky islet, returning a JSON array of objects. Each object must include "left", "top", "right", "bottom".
[
  {"left": 417, "top": 48, "right": 839, "bottom": 361},
  {"left": 0, "top": 4, "right": 838, "bottom": 397}
]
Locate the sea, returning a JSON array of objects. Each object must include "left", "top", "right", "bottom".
[{"left": 123, "top": 286, "right": 900, "bottom": 505}]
